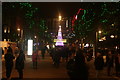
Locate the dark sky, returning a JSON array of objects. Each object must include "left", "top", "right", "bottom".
[
  {"left": 3, "top": 2, "right": 104, "bottom": 18},
  {"left": 31, "top": 2, "right": 91, "bottom": 18}
]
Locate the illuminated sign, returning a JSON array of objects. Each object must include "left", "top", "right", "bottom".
[
  {"left": 54, "top": 39, "right": 67, "bottom": 43},
  {"left": 27, "top": 39, "right": 33, "bottom": 55}
]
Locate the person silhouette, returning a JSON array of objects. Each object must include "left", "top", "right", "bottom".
[
  {"left": 15, "top": 48, "right": 25, "bottom": 79},
  {"left": 4, "top": 47, "right": 15, "bottom": 79}
]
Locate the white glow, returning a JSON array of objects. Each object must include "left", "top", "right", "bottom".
[
  {"left": 47, "top": 45, "right": 50, "bottom": 49},
  {"left": 110, "top": 35, "right": 114, "bottom": 38},
  {"left": 59, "top": 28, "right": 61, "bottom": 32},
  {"left": 99, "top": 39, "right": 103, "bottom": 41},
  {"left": 4, "top": 39, "right": 6, "bottom": 41},
  {"left": 112, "top": 24, "right": 114, "bottom": 26},
  {"left": 4, "top": 29, "right": 7, "bottom": 33},
  {"left": 27, "top": 40, "right": 33, "bottom": 55},
  {"left": 79, "top": 44, "right": 81, "bottom": 47},
  {"left": 98, "top": 30, "right": 102, "bottom": 34},
  {"left": 17, "top": 28, "right": 20, "bottom": 31},
  {"left": 34, "top": 36, "right": 37, "bottom": 38},
  {"left": 59, "top": 16, "right": 62, "bottom": 21},
  {"left": 84, "top": 43, "right": 89, "bottom": 47},
  {"left": 59, "top": 25, "right": 61, "bottom": 28},
  {"left": 75, "top": 15, "right": 78, "bottom": 20},
  {"left": 53, "top": 45, "right": 55, "bottom": 48},
  {"left": 86, "top": 44, "right": 89, "bottom": 47}
]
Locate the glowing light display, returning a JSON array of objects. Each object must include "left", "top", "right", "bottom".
[
  {"left": 54, "top": 39, "right": 67, "bottom": 43},
  {"left": 55, "top": 25, "right": 64, "bottom": 46},
  {"left": 27, "top": 39, "right": 33, "bottom": 55}
]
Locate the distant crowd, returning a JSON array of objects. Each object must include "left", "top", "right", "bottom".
[{"left": 1, "top": 43, "right": 120, "bottom": 80}]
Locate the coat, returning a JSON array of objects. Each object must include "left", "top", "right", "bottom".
[
  {"left": 94, "top": 56, "right": 104, "bottom": 70},
  {"left": 106, "top": 54, "right": 114, "bottom": 67},
  {"left": 66, "top": 53, "right": 88, "bottom": 80},
  {"left": 115, "top": 54, "right": 120, "bottom": 71},
  {"left": 5, "top": 52, "right": 15, "bottom": 68},
  {"left": 15, "top": 51, "right": 25, "bottom": 70}
]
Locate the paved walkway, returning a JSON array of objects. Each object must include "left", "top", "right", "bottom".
[{"left": 1, "top": 53, "right": 120, "bottom": 80}]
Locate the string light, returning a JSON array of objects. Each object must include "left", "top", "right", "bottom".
[{"left": 73, "top": 2, "right": 120, "bottom": 38}]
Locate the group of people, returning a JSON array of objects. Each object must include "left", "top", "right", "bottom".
[
  {"left": 94, "top": 49, "right": 120, "bottom": 77},
  {"left": 3, "top": 43, "right": 120, "bottom": 80},
  {"left": 48, "top": 44, "right": 89, "bottom": 80},
  {"left": 4, "top": 46, "right": 25, "bottom": 79}
]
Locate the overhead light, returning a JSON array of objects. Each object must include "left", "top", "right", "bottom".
[
  {"left": 98, "top": 30, "right": 102, "bottom": 34},
  {"left": 4, "top": 29, "right": 7, "bottom": 33},
  {"left": 34, "top": 36, "right": 37, "bottom": 38},
  {"left": 99, "top": 39, "right": 103, "bottom": 41},
  {"left": 110, "top": 35, "right": 114, "bottom": 38}
]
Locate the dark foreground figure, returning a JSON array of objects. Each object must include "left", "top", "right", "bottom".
[
  {"left": 15, "top": 49, "right": 25, "bottom": 79},
  {"left": 4, "top": 47, "right": 15, "bottom": 79},
  {"left": 66, "top": 49, "right": 88, "bottom": 80}
]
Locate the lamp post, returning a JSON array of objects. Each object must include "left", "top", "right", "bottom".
[
  {"left": 93, "top": 30, "right": 102, "bottom": 58},
  {"left": 17, "top": 28, "right": 20, "bottom": 37},
  {"left": 17, "top": 28, "right": 24, "bottom": 50}
]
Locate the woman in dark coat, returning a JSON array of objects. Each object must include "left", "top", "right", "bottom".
[
  {"left": 4, "top": 47, "right": 15, "bottom": 79},
  {"left": 15, "top": 49, "right": 25, "bottom": 79},
  {"left": 94, "top": 52, "right": 104, "bottom": 78}
]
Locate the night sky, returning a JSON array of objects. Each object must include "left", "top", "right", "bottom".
[
  {"left": 31, "top": 2, "right": 93, "bottom": 18},
  {"left": 2, "top": 2, "right": 110, "bottom": 18}
]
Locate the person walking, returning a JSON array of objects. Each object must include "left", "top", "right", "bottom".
[
  {"left": 52, "top": 47, "right": 61, "bottom": 68},
  {"left": 41, "top": 45, "right": 47, "bottom": 59},
  {"left": 114, "top": 50, "right": 120, "bottom": 77},
  {"left": 106, "top": 50, "right": 114, "bottom": 76},
  {"left": 32, "top": 49, "right": 39, "bottom": 69},
  {"left": 15, "top": 48, "right": 25, "bottom": 79},
  {"left": 94, "top": 52, "right": 104, "bottom": 78},
  {"left": 4, "top": 47, "right": 15, "bottom": 79}
]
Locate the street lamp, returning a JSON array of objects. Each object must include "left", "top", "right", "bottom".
[
  {"left": 59, "top": 15, "right": 62, "bottom": 21},
  {"left": 98, "top": 30, "right": 102, "bottom": 34},
  {"left": 93, "top": 30, "right": 102, "bottom": 58},
  {"left": 17, "top": 28, "right": 20, "bottom": 31},
  {"left": 17, "top": 28, "right": 20, "bottom": 36},
  {"left": 110, "top": 35, "right": 114, "bottom": 38},
  {"left": 34, "top": 36, "right": 37, "bottom": 39},
  {"left": 112, "top": 24, "right": 114, "bottom": 26}
]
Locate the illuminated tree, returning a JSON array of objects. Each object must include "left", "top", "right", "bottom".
[
  {"left": 73, "top": 2, "right": 120, "bottom": 42},
  {"left": 55, "top": 25, "right": 64, "bottom": 46}
]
